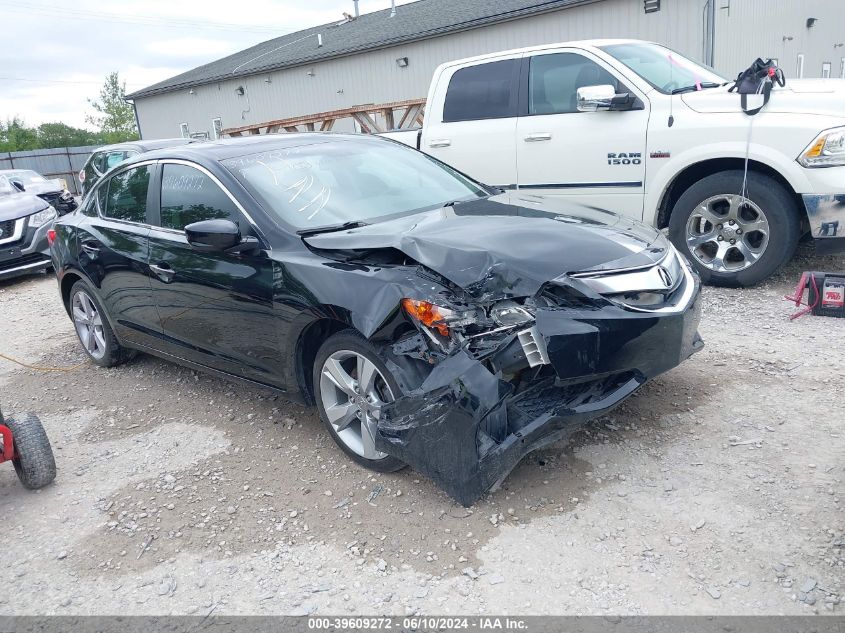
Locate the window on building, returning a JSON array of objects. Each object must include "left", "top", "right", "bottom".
[
  {"left": 212, "top": 118, "right": 223, "bottom": 140},
  {"left": 528, "top": 53, "right": 619, "bottom": 115},
  {"left": 159, "top": 163, "right": 242, "bottom": 232},
  {"left": 822, "top": 62, "right": 832, "bottom": 78},
  {"left": 103, "top": 165, "right": 151, "bottom": 224},
  {"left": 442, "top": 59, "right": 518, "bottom": 122},
  {"left": 796, "top": 54, "right": 805, "bottom": 78},
  {"left": 179, "top": 122, "right": 190, "bottom": 138}
]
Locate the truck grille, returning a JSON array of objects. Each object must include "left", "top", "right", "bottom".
[{"left": 0, "top": 219, "right": 15, "bottom": 239}]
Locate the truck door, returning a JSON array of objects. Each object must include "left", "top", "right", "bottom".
[
  {"left": 515, "top": 49, "right": 649, "bottom": 220},
  {"left": 421, "top": 55, "right": 521, "bottom": 189}
]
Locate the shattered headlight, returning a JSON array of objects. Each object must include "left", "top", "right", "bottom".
[
  {"left": 490, "top": 300, "right": 534, "bottom": 327},
  {"left": 798, "top": 126, "right": 845, "bottom": 168},
  {"left": 401, "top": 299, "right": 480, "bottom": 338},
  {"left": 28, "top": 205, "right": 57, "bottom": 228}
]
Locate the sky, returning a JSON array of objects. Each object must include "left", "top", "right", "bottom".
[{"left": 0, "top": 0, "right": 417, "bottom": 129}]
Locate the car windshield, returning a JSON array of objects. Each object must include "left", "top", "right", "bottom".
[
  {"left": 4, "top": 170, "right": 47, "bottom": 184},
  {"left": 0, "top": 175, "right": 15, "bottom": 195},
  {"left": 601, "top": 42, "right": 727, "bottom": 94},
  {"left": 223, "top": 139, "right": 488, "bottom": 231}
]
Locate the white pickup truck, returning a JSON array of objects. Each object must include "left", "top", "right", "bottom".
[{"left": 383, "top": 39, "right": 845, "bottom": 286}]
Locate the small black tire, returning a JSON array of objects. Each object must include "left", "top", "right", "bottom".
[
  {"left": 6, "top": 414, "right": 56, "bottom": 490},
  {"left": 312, "top": 330, "right": 405, "bottom": 473},
  {"left": 69, "top": 280, "right": 136, "bottom": 367},
  {"left": 668, "top": 170, "right": 801, "bottom": 287}
]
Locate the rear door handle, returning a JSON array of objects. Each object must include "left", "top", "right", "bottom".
[
  {"left": 524, "top": 133, "right": 552, "bottom": 142},
  {"left": 428, "top": 139, "right": 451, "bottom": 148},
  {"left": 150, "top": 263, "right": 175, "bottom": 282}
]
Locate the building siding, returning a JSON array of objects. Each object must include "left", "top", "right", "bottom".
[{"left": 133, "top": 0, "right": 844, "bottom": 139}]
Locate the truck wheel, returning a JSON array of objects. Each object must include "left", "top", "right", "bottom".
[
  {"left": 6, "top": 414, "right": 57, "bottom": 490},
  {"left": 668, "top": 170, "right": 800, "bottom": 287}
]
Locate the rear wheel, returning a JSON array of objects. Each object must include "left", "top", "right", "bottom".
[
  {"left": 668, "top": 170, "right": 800, "bottom": 287},
  {"left": 313, "top": 331, "right": 405, "bottom": 473},
  {"left": 6, "top": 413, "right": 56, "bottom": 490},
  {"left": 69, "top": 280, "right": 135, "bottom": 367}
]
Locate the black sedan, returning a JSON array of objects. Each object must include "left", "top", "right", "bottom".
[
  {"left": 0, "top": 175, "right": 56, "bottom": 280},
  {"left": 50, "top": 134, "right": 702, "bottom": 505}
]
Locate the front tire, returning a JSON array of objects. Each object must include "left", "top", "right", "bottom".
[
  {"left": 668, "top": 170, "right": 800, "bottom": 287},
  {"left": 313, "top": 330, "right": 405, "bottom": 473},
  {"left": 69, "top": 280, "right": 135, "bottom": 367}
]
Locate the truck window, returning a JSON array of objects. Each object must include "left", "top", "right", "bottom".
[
  {"left": 528, "top": 53, "right": 618, "bottom": 115},
  {"left": 443, "top": 59, "right": 518, "bottom": 122}
]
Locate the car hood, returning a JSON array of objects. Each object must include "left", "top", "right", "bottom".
[
  {"left": 303, "top": 193, "right": 667, "bottom": 299},
  {"left": 23, "top": 179, "right": 64, "bottom": 196},
  {"left": 682, "top": 80, "right": 845, "bottom": 117},
  {"left": 0, "top": 192, "right": 49, "bottom": 222}
]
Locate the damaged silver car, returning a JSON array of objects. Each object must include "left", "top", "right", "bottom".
[{"left": 51, "top": 134, "right": 702, "bottom": 506}]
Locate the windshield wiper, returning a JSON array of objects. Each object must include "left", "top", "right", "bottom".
[
  {"left": 671, "top": 82, "right": 722, "bottom": 95},
  {"left": 297, "top": 221, "right": 369, "bottom": 237}
]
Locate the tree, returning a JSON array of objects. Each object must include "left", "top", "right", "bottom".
[
  {"left": 85, "top": 72, "right": 139, "bottom": 143},
  {"left": 37, "top": 122, "right": 103, "bottom": 149},
  {"left": 0, "top": 117, "right": 39, "bottom": 152}
]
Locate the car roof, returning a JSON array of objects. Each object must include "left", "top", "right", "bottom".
[
  {"left": 94, "top": 138, "right": 197, "bottom": 153},
  {"left": 129, "top": 133, "right": 386, "bottom": 164}
]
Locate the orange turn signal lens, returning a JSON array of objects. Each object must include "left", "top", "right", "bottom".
[
  {"left": 401, "top": 298, "right": 451, "bottom": 337},
  {"left": 805, "top": 136, "right": 827, "bottom": 159}
]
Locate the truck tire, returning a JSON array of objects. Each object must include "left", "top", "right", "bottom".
[
  {"left": 6, "top": 413, "right": 57, "bottom": 490},
  {"left": 668, "top": 170, "right": 800, "bottom": 287}
]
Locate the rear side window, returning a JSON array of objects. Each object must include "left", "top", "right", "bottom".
[
  {"left": 443, "top": 59, "right": 518, "bottom": 122},
  {"left": 528, "top": 53, "right": 619, "bottom": 115},
  {"left": 105, "top": 151, "right": 127, "bottom": 170},
  {"left": 103, "top": 165, "right": 151, "bottom": 223},
  {"left": 159, "top": 163, "right": 241, "bottom": 231}
]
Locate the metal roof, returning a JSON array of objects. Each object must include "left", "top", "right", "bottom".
[{"left": 127, "top": 0, "right": 591, "bottom": 99}]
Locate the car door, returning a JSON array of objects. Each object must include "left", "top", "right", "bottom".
[
  {"left": 515, "top": 49, "right": 650, "bottom": 220},
  {"left": 146, "top": 160, "right": 280, "bottom": 386},
  {"left": 76, "top": 162, "right": 160, "bottom": 347},
  {"left": 422, "top": 55, "right": 521, "bottom": 188}
]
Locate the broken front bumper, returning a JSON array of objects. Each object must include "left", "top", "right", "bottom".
[{"left": 376, "top": 290, "right": 703, "bottom": 506}]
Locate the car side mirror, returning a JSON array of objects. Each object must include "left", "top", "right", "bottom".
[
  {"left": 10, "top": 179, "right": 25, "bottom": 192},
  {"left": 185, "top": 219, "right": 260, "bottom": 254},
  {"left": 577, "top": 85, "right": 633, "bottom": 112}
]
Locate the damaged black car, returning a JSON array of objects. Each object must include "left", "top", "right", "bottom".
[{"left": 50, "top": 134, "right": 702, "bottom": 505}]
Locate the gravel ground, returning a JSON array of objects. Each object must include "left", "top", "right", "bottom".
[{"left": 0, "top": 246, "right": 842, "bottom": 616}]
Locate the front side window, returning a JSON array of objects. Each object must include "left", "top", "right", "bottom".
[
  {"left": 103, "top": 165, "right": 151, "bottom": 223},
  {"left": 159, "top": 163, "right": 241, "bottom": 231},
  {"left": 224, "top": 138, "right": 487, "bottom": 231},
  {"left": 529, "top": 53, "right": 619, "bottom": 115},
  {"left": 443, "top": 59, "right": 518, "bottom": 122},
  {"left": 601, "top": 42, "right": 726, "bottom": 94}
]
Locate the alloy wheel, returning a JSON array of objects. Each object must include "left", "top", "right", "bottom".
[
  {"left": 685, "top": 194, "right": 770, "bottom": 273},
  {"left": 71, "top": 290, "right": 107, "bottom": 360},
  {"left": 318, "top": 350, "right": 394, "bottom": 461}
]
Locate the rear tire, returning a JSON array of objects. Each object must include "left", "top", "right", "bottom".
[
  {"left": 6, "top": 414, "right": 56, "bottom": 490},
  {"left": 668, "top": 170, "right": 800, "bottom": 287},
  {"left": 69, "top": 280, "right": 135, "bottom": 367},
  {"left": 313, "top": 330, "right": 405, "bottom": 473}
]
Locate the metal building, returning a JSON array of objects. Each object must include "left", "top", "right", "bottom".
[{"left": 127, "top": 0, "right": 845, "bottom": 140}]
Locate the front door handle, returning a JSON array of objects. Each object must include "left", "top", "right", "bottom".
[
  {"left": 524, "top": 133, "right": 552, "bottom": 142},
  {"left": 150, "top": 263, "right": 175, "bottom": 282},
  {"left": 428, "top": 139, "right": 451, "bottom": 148}
]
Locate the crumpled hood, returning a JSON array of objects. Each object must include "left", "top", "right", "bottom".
[
  {"left": 0, "top": 192, "right": 49, "bottom": 222},
  {"left": 682, "top": 80, "right": 845, "bottom": 117},
  {"left": 304, "top": 193, "right": 666, "bottom": 299},
  {"left": 22, "top": 179, "right": 64, "bottom": 196}
]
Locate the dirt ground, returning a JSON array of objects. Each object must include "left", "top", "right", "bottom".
[{"left": 0, "top": 245, "right": 842, "bottom": 616}]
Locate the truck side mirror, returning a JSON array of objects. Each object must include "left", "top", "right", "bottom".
[{"left": 577, "top": 85, "right": 634, "bottom": 112}]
